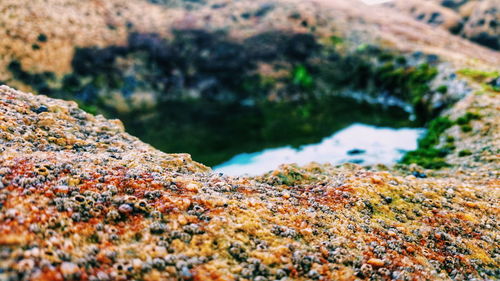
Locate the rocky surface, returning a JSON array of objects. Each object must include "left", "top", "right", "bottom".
[
  {"left": 388, "top": 0, "right": 500, "bottom": 50},
  {"left": 1, "top": 0, "right": 499, "bottom": 90},
  {"left": 461, "top": 0, "right": 500, "bottom": 50},
  {"left": 387, "top": 0, "right": 463, "bottom": 32},
  {"left": 0, "top": 1, "right": 499, "bottom": 280},
  {"left": 0, "top": 78, "right": 498, "bottom": 280}
]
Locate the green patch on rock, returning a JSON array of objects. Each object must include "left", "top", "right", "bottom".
[
  {"left": 460, "top": 124, "right": 472, "bottom": 132},
  {"left": 375, "top": 62, "right": 438, "bottom": 107},
  {"left": 417, "top": 116, "right": 454, "bottom": 149},
  {"left": 276, "top": 168, "right": 304, "bottom": 186},
  {"left": 78, "top": 103, "right": 99, "bottom": 115},
  {"left": 457, "top": 112, "right": 480, "bottom": 133},
  {"left": 329, "top": 35, "right": 344, "bottom": 46},
  {"left": 402, "top": 112, "right": 481, "bottom": 169},
  {"left": 436, "top": 85, "right": 448, "bottom": 94},
  {"left": 456, "top": 112, "right": 481, "bottom": 125},
  {"left": 457, "top": 68, "right": 499, "bottom": 82},
  {"left": 401, "top": 116, "right": 453, "bottom": 169},
  {"left": 401, "top": 148, "right": 451, "bottom": 169},
  {"left": 292, "top": 65, "right": 314, "bottom": 89},
  {"left": 458, "top": 149, "right": 472, "bottom": 157}
]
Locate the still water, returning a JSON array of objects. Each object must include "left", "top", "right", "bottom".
[{"left": 214, "top": 123, "right": 424, "bottom": 176}]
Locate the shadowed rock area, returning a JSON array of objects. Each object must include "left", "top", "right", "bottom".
[{"left": 388, "top": 0, "right": 500, "bottom": 50}]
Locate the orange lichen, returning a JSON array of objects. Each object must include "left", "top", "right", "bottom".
[{"left": 0, "top": 85, "right": 498, "bottom": 280}]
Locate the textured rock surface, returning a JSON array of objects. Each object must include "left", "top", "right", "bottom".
[
  {"left": 388, "top": 0, "right": 500, "bottom": 50},
  {"left": 0, "top": 82, "right": 498, "bottom": 280},
  {"left": 387, "top": 0, "right": 463, "bottom": 31},
  {"left": 0, "top": 1, "right": 499, "bottom": 280},
  {"left": 1, "top": 0, "right": 499, "bottom": 91},
  {"left": 461, "top": 0, "right": 500, "bottom": 50}
]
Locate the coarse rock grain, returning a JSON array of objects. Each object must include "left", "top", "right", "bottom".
[
  {"left": 0, "top": 85, "right": 498, "bottom": 280},
  {"left": 387, "top": 0, "right": 500, "bottom": 50}
]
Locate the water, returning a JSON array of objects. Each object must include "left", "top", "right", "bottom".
[
  {"left": 214, "top": 123, "right": 424, "bottom": 176},
  {"left": 123, "top": 96, "right": 419, "bottom": 166}
]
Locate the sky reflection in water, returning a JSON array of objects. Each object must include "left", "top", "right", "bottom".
[{"left": 214, "top": 123, "right": 424, "bottom": 176}]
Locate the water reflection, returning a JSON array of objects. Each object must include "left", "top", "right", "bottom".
[{"left": 214, "top": 123, "right": 424, "bottom": 176}]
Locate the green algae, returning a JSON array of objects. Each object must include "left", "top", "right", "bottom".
[
  {"left": 457, "top": 112, "right": 480, "bottom": 133},
  {"left": 418, "top": 116, "right": 454, "bottom": 149},
  {"left": 292, "top": 65, "right": 314, "bottom": 89},
  {"left": 374, "top": 62, "right": 438, "bottom": 107},
  {"left": 436, "top": 85, "right": 448, "bottom": 94},
  {"left": 456, "top": 112, "right": 481, "bottom": 125},
  {"left": 401, "top": 112, "right": 481, "bottom": 169},
  {"left": 457, "top": 68, "right": 499, "bottom": 82},
  {"left": 460, "top": 124, "right": 473, "bottom": 132},
  {"left": 458, "top": 149, "right": 472, "bottom": 157},
  {"left": 78, "top": 103, "right": 99, "bottom": 115},
  {"left": 276, "top": 166, "right": 305, "bottom": 186},
  {"left": 401, "top": 116, "right": 453, "bottom": 169},
  {"left": 329, "top": 35, "right": 343, "bottom": 46},
  {"left": 457, "top": 69, "right": 499, "bottom": 93}
]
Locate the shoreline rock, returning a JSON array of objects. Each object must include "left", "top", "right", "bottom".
[
  {"left": 0, "top": 0, "right": 498, "bottom": 279},
  {"left": 0, "top": 84, "right": 498, "bottom": 279}
]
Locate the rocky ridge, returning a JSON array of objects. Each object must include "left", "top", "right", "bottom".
[
  {"left": 1, "top": 0, "right": 499, "bottom": 92},
  {"left": 0, "top": 0, "right": 499, "bottom": 280},
  {"left": 0, "top": 77, "right": 498, "bottom": 280},
  {"left": 387, "top": 0, "right": 500, "bottom": 50}
]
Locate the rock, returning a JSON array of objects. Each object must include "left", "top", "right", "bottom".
[
  {"left": 461, "top": 0, "right": 500, "bottom": 50},
  {"left": 388, "top": 0, "right": 500, "bottom": 50},
  {"left": 0, "top": 85, "right": 498, "bottom": 280},
  {"left": 33, "top": 105, "right": 49, "bottom": 114},
  {"left": 118, "top": 203, "right": 133, "bottom": 214},
  {"left": 0, "top": 0, "right": 498, "bottom": 278},
  {"left": 60, "top": 262, "right": 79, "bottom": 276},
  {"left": 366, "top": 258, "right": 385, "bottom": 267},
  {"left": 347, "top": 149, "right": 366, "bottom": 155},
  {"left": 389, "top": 0, "right": 463, "bottom": 31}
]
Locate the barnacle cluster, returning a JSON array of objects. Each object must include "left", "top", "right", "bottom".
[
  {"left": 0, "top": 85, "right": 498, "bottom": 280},
  {"left": 0, "top": 0, "right": 499, "bottom": 280}
]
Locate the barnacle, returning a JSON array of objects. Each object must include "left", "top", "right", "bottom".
[{"left": 0, "top": 85, "right": 498, "bottom": 280}]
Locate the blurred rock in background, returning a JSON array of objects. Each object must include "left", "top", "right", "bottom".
[{"left": 388, "top": 0, "right": 499, "bottom": 50}]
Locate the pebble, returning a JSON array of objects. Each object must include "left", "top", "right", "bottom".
[
  {"left": 60, "top": 262, "right": 79, "bottom": 276},
  {"left": 367, "top": 258, "right": 385, "bottom": 267},
  {"left": 118, "top": 203, "right": 133, "bottom": 213},
  {"left": 33, "top": 105, "right": 49, "bottom": 114}
]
